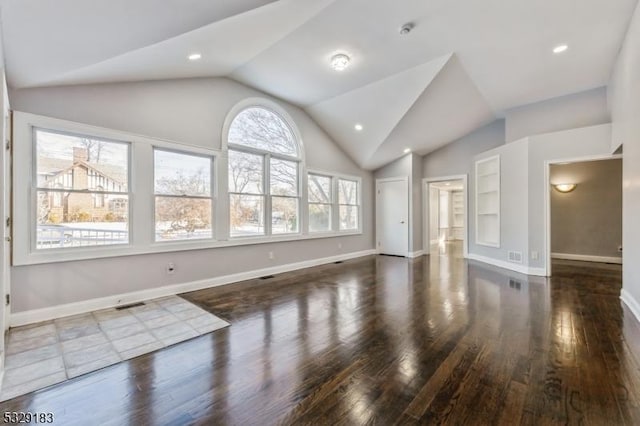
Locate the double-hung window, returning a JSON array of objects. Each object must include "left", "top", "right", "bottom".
[
  {"left": 154, "top": 149, "right": 214, "bottom": 241},
  {"left": 227, "top": 107, "right": 301, "bottom": 237},
  {"left": 338, "top": 178, "right": 360, "bottom": 231},
  {"left": 34, "top": 128, "right": 130, "bottom": 249},
  {"left": 308, "top": 173, "right": 333, "bottom": 233}
]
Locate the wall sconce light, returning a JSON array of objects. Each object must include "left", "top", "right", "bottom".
[{"left": 553, "top": 183, "right": 577, "bottom": 193}]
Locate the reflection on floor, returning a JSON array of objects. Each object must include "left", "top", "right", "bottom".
[
  {"left": 0, "top": 246, "right": 638, "bottom": 425},
  {"left": 1, "top": 295, "right": 229, "bottom": 401}
]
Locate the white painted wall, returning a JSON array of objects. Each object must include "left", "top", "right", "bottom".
[
  {"left": 504, "top": 87, "right": 610, "bottom": 143},
  {"left": 9, "top": 78, "right": 375, "bottom": 314},
  {"left": 373, "top": 153, "right": 423, "bottom": 254},
  {"left": 0, "top": 34, "right": 8, "bottom": 382},
  {"left": 466, "top": 124, "right": 612, "bottom": 275},
  {"left": 470, "top": 138, "right": 529, "bottom": 267},
  {"left": 609, "top": 2, "right": 640, "bottom": 315},
  {"left": 411, "top": 154, "right": 423, "bottom": 253}
]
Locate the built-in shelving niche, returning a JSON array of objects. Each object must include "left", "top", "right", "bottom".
[{"left": 475, "top": 155, "right": 500, "bottom": 247}]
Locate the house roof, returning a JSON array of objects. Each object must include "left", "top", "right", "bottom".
[{"left": 39, "top": 158, "right": 127, "bottom": 185}]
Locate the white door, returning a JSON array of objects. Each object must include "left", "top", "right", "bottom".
[{"left": 377, "top": 179, "right": 409, "bottom": 256}]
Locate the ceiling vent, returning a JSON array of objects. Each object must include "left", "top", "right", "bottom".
[{"left": 399, "top": 23, "right": 414, "bottom": 35}]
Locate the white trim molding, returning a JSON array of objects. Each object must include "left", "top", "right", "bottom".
[
  {"left": 11, "top": 249, "right": 376, "bottom": 327},
  {"left": 408, "top": 250, "right": 425, "bottom": 258},
  {"left": 551, "top": 253, "right": 622, "bottom": 264},
  {"left": 621, "top": 289, "right": 640, "bottom": 325},
  {"left": 468, "top": 253, "right": 547, "bottom": 277}
]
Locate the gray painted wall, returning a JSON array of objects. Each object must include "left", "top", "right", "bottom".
[
  {"left": 527, "top": 124, "right": 613, "bottom": 270},
  {"left": 504, "top": 87, "right": 610, "bottom": 143},
  {"left": 9, "top": 77, "right": 375, "bottom": 312},
  {"left": 550, "top": 159, "right": 622, "bottom": 259},
  {"left": 609, "top": 1, "right": 640, "bottom": 307},
  {"left": 422, "top": 120, "right": 505, "bottom": 179},
  {"left": 421, "top": 120, "right": 505, "bottom": 252}
]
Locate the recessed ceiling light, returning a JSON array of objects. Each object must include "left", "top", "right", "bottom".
[
  {"left": 403, "top": 148, "right": 411, "bottom": 154},
  {"left": 331, "top": 53, "right": 351, "bottom": 71},
  {"left": 188, "top": 53, "right": 202, "bottom": 61},
  {"left": 553, "top": 44, "right": 568, "bottom": 54},
  {"left": 354, "top": 123, "right": 363, "bottom": 131}
]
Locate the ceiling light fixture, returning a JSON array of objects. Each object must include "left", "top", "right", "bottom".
[
  {"left": 400, "top": 23, "right": 414, "bottom": 35},
  {"left": 404, "top": 148, "right": 411, "bottom": 154},
  {"left": 188, "top": 53, "right": 202, "bottom": 61},
  {"left": 553, "top": 44, "right": 568, "bottom": 54},
  {"left": 330, "top": 53, "right": 351, "bottom": 71},
  {"left": 553, "top": 183, "right": 577, "bottom": 193},
  {"left": 354, "top": 123, "right": 363, "bottom": 131}
]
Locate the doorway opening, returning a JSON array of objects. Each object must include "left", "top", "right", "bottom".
[
  {"left": 546, "top": 157, "right": 622, "bottom": 276},
  {"left": 424, "top": 175, "right": 468, "bottom": 258}
]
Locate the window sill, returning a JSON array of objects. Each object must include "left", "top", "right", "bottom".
[{"left": 15, "top": 230, "right": 364, "bottom": 266}]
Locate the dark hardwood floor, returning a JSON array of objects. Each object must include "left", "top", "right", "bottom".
[{"left": 2, "top": 243, "right": 639, "bottom": 425}]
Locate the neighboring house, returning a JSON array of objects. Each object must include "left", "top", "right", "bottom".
[{"left": 38, "top": 147, "right": 128, "bottom": 223}]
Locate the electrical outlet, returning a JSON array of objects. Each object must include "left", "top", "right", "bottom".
[
  {"left": 166, "top": 262, "right": 176, "bottom": 274},
  {"left": 531, "top": 251, "right": 539, "bottom": 260},
  {"left": 268, "top": 251, "right": 275, "bottom": 260},
  {"left": 338, "top": 243, "right": 342, "bottom": 249}
]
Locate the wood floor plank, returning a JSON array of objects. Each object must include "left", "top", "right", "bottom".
[{"left": 0, "top": 245, "right": 637, "bottom": 425}]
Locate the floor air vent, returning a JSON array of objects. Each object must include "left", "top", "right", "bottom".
[
  {"left": 509, "top": 279, "right": 522, "bottom": 290},
  {"left": 116, "top": 302, "right": 145, "bottom": 310},
  {"left": 334, "top": 261, "right": 344, "bottom": 264},
  {"left": 260, "top": 275, "right": 275, "bottom": 280},
  {"left": 508, "top": 251, "right": 523, "bottom": 264}
]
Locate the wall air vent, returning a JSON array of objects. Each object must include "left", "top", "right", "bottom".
[{"left": 508, "top": 251, "right": 523, "bottom": 264}]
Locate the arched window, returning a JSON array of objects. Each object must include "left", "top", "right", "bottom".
[{"left": 227, "top": 105, "right": 302, "bottom": 237}]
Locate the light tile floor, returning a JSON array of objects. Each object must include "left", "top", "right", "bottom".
[{"left": 0, "top": 295, "right": 229, "bottom": 401}]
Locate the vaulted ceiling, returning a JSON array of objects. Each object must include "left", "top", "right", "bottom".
[{"left": 1, "top": 0, "right": 636, "bottom": 169}]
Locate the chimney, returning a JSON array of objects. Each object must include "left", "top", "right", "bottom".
[{"left": 73, "top": 147, "right": 89, "bottom": 163}]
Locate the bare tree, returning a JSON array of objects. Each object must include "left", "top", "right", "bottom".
[
  {"left": 80, "top": 138, "right": 104, "bottom": 163},
  {"left": 228, "top": 108, "right": 298, "bottom": 156},
  {"left": 156, "top": 169, "right": 211, "bottom": 237}
]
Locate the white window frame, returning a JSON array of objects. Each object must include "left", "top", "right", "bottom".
[
  {"left": 13, "top": 112, "right": 221, "bottom": 265},
  {"left": 30, "top": 126, "right": 133, "bottom": 254},
  {"left": 307, "top": 172, "right": 334, "bottom": 234},
  {"left": 14, "top": 109, "right": 364, "bottom": 266},
  {"left": 337, "top": 177, "right": 362, "bottom": 232},
  {"left": 307, "top": 169, "right": 363, "bottom": 235},
  {"left": 224, "top": 100, "right": 304, "bottom": 239},
  {"left": 152, "top": 147, "right": 215, "bottom": 243}
]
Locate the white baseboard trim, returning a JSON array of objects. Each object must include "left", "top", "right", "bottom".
[
  {"left": 621, "top": 289, "right": 640, "bottom": 325},
  {"left": 10, "top": 249, "right": 377, "bottom": 327},
  {"left": 408, "top": 250, "right": 425, "bottom": 258},
  {"left": 551, "top": 252, "right": 622, "bottom": 264},
  {"left": 467, "top": 253, "right": 547, "bottom": 277}
]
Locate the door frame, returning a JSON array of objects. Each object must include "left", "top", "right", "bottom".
[
  {"left": 544, "top": 153, "right": 622, "bottom": 276},
  {"left": 423, "top": 174, "right": 469, "bottom": 258},
  {"left": 376, "top": 176, "right": 409, "bottom": 257}
]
